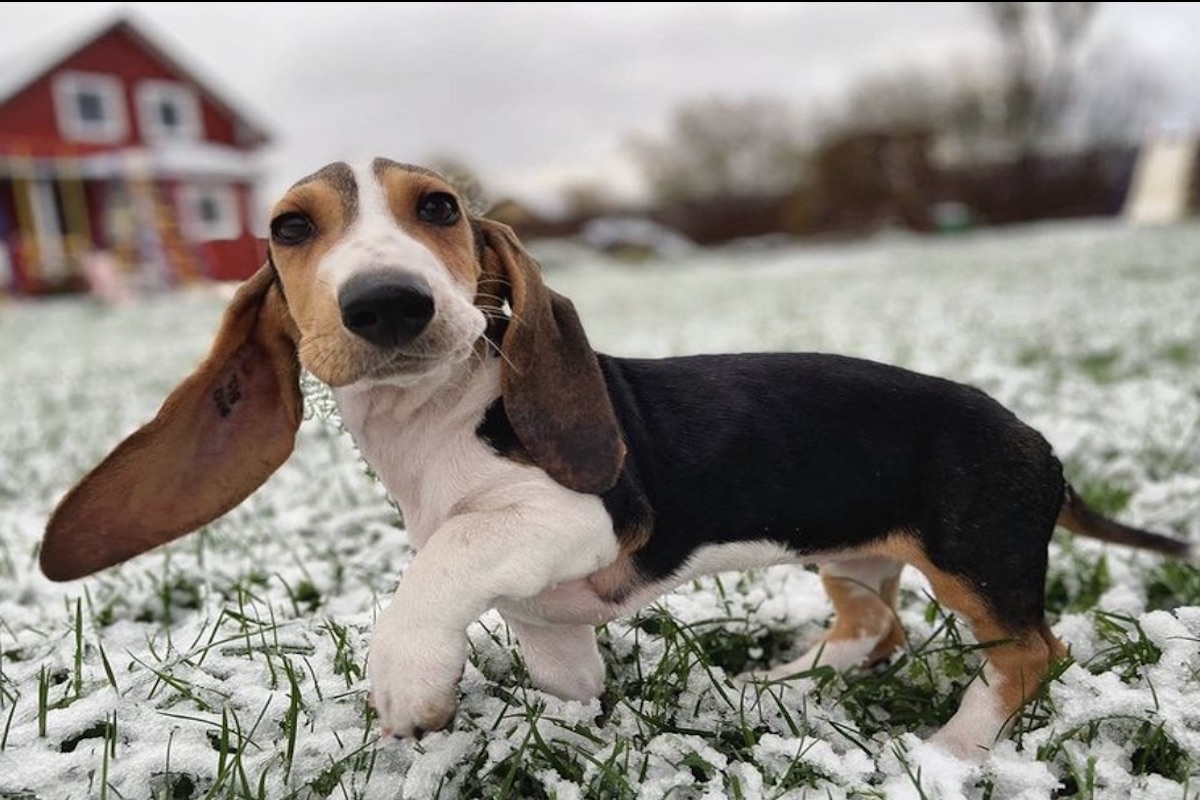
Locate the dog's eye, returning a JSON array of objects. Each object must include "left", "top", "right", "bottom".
[
  {"left": 270, "top": 213, "right": 315, "bottom": 245},
  {"left": 417, "top": 192, "right": 460, "bottom": 226}
]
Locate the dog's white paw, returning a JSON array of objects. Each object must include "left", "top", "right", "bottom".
[
  {"left": 744, "top": 631, "right": 894, "bottom": 683},
  {"left": 368, "top": 623, "right": 466, "bottom": 739},
  {"left": 924, "top": 668, "right": 1008, "bottom": 762},
  {"left": 506, "top": 619, "right": 606, "bottom": 701},
  {"left": 527, "top": 644, "right": 606, "bottom": 701}
]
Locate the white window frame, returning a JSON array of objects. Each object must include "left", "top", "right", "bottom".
[
  {"left": 53, "top": 71, "right": 128, "bottom": 144},
  {"left": 136, "top": 79, "right": 203, "bottom": 142},
  {"left": 178, "top": 184, "right": 240, "bottom": 241}
]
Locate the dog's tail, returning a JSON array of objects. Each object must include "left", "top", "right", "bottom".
[{"left": 1058, "top": 484, "right": 1193, "bottom": 559}]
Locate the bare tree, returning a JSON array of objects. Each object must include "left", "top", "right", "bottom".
[
  {"left": 842, "top": 3, "right": 1158, "bottom": 160},
  {"left": 628, "top": 96, "right": 818, "bottom": 204},
  {"left": 981, "top": 1, "right": 1158, "bottom": 153},
  {"left": 843, "top": 64, "right": 995, "bottom": 149},
  {"left": 560, "top": 180, "right": 618, "bottom": 218},
  {"left": 1057, "top": 40, "right": 1164, "bottom": 149}
]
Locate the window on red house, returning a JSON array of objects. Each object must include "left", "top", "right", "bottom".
[{"left": 53, "top": 72, "right": 128, "bottom": 143}]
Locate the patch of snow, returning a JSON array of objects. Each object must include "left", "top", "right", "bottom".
[{"left": 3, "top": 219, "right": 1200, "bottom": 797}]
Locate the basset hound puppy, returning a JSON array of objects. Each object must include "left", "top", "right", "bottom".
[{"left": 41, "top": 159, "right": 1195, "bottom": 760}]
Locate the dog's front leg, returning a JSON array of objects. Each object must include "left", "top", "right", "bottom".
[{"left": 368, "top": 496, "right": 616, "bottom": 738}]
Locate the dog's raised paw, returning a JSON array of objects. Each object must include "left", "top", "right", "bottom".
[
  {"left": 367, "top": 622, "right": 467, "bottom": 739},
  {"left": 373, "top": 693, "right": 457, "bottom": 740}
]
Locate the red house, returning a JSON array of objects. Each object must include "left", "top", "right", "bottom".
[{"left": 0, "top": 15, "right": 270, "bottom": 295}]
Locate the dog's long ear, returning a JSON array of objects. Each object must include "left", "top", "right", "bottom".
[
  {"left": 41, "top": 263, "right": 303, "bottom": 581},
  {"left": 477, "top": 219, "right": 625, "bottom": 494}
]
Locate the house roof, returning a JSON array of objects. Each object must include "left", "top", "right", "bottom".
[{"left": 0, "top": 12, "right": 271, "bottom": 148}]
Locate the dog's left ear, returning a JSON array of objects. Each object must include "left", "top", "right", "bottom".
[
  {"left": 40, "top": 263, "right": 303, "bottom": 580},
  {"left": 476, "top": 219, "right": 625, "bottom": 494}
]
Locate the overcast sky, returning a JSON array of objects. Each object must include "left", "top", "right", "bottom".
[{"left": 2, "top": 2, "right": 1198, "bottom": 209}]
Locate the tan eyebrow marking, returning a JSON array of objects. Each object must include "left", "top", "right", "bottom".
[
  {"left": 372, "top": 157, "right": 442, "bottom": 182},
  {"left": 291, "top": 161, "right": 358, "bottom": 222}
]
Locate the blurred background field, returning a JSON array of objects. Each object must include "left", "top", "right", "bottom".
[{"left": 0, "top": 3, "right": 1198, "bottom": 294}]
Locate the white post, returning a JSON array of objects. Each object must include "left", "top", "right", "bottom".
[{"left": 28, "top": 177, "right": 68, "bottom": 284}]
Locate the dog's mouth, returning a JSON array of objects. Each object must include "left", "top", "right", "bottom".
[
  {"left": 351, "top": 326, "right": 484, "bottom": 386},
  {"left": 297, "top": 336, "right": 455, "bottom": 388},
  {"left": 362, "top": 346, "right": 454, "bottom": 382}
]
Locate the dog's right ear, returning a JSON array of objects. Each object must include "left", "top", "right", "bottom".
[
  {"left": 476, "top": 219, "right": 625, "bottom": 494},
  {"left": 40, "top": 263, "right": 303, "bottom": 581}
]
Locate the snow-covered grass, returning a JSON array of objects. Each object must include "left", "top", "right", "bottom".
[{"left": 3, "top": 219, "right": 1200, "bottom": 799}]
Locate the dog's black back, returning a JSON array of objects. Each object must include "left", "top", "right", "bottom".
[{"left": 595, "top": 352, "right": 1064, "bottom": 629}]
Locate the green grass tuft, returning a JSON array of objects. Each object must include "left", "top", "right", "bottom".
[{"left": 1145, "top": 561, "right": 1200, "bottom": 611}]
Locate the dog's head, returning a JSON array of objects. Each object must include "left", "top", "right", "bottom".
[
  {"left": 40, "top": 159, "right": 625, "bottom": 581},
  {"left": 270, "top": 160, "right": 485, "bottom": 388}
]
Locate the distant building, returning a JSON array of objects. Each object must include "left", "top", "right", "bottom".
[{"left": 0, "top": 15, "right": 270, "bottom": 295}]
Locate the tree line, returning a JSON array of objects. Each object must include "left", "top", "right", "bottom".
[{"left": 471, "top": 3, "right": 1167, "bottom": 244}]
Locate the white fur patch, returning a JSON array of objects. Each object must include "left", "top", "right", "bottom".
[
  {"left": 339, "top": 354, "right": 623, "bottom": 736},
  {"left": 756, "top": 635, "right": 881, "bottom": 679},
  {"left": 318, "top": 162, "right": 443, "bottom": 291},
  {"left": 678, "top": 540, "right": 799, "bottom": 576},
  {"left": 929, "top": 663, "right": 1011, "bottom": 760},
  {"left": 505, "top": 618, "right": 606, "bottom": 701},
  {"left": 316, "top": 161, "right": 484, "bottom": 377},
  {"left": 604, "top": 541, "right": 801, "bottom": 616}
]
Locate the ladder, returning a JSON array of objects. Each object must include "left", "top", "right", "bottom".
[{"left": 126, "top": 153, "right": 204, "bottom": 287}]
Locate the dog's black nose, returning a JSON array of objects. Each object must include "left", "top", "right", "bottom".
[{"left": 339, "top": 272, "right": 435, "bottom": 347}]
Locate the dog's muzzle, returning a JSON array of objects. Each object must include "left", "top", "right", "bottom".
[{"left": 338, "top": 272, "right": 435, "bottom": 347}]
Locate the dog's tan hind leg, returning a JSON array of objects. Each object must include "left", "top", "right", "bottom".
[
  {"left": 916, "top": 566, "right": 1067, "bottom": 760},
  {"left": 756, "top": 556, "right": 906, "bottom": 679}
]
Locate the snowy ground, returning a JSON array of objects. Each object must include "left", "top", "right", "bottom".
[{"left": 2, "top": 219, "right": 1200, "bottom": 799}]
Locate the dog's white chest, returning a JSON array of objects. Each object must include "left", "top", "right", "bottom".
[
  {"left": 331, "top": 364, "right": 500, "bottom": 547},
  {"left": 329, "top": 361, "right": 620, "bottom": 566}
]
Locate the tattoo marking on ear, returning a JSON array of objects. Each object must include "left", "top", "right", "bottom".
[{"left": 213, "top": 374, "right": 242, "bottom": 418}]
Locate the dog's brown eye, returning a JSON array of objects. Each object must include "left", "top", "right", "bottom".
[
  {"left": 271, "top": 213, "right": 315, "bottom": 245},
  {"left": 417, "top": 192, "right": 460, "bottom": 226}
]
